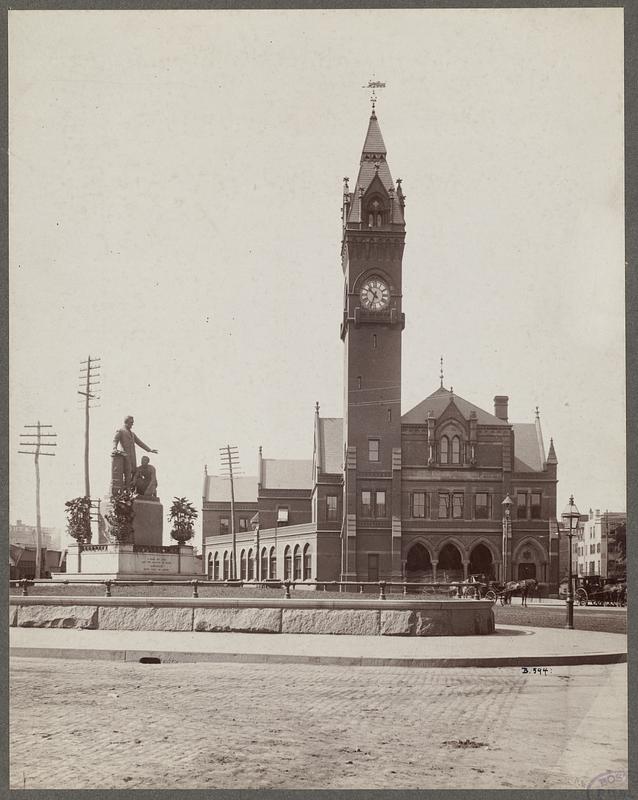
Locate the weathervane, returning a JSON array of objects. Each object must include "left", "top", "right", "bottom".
[{"left": 363, "top": 78, "right": 386, "bottom": 112}]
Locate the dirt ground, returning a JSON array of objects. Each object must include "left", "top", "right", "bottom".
[{"left": 10, "top": 657, "right": 627, "bottom": 791}]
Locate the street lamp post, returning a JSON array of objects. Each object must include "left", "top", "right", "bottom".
[
  {"left": 501, "top": 494, "right": 513, "bottom": 583},
  {"left": 561, "top": 494, "right": 580, "bottom": 630}
]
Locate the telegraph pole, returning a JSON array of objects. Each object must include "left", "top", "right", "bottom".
[
  {"left": 78, "top": 355, "right": 101, "bottom": 498},
  {"left": 18, "top": 422, "right": 57, "bottom": 579},
  {"left": 219, "top": 445, "right": 241, "bottom": 580}
]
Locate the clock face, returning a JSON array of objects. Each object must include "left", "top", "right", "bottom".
[{"left": 360, "top": 278, "right": 390, "bottom": 311}]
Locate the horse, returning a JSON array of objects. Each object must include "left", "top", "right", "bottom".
[{"left": 504, "top": 578, "right": 537, "bottom": 607}]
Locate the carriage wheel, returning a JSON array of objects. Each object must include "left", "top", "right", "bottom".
[
  {"left": 576, "top": 589, "right": 587, "bottom": 606},
  {"left": 464, "top": 586, "right": 478, "bottom": 600},
  {"left": 485, "top": 589, "right": 497, "bottom": 602}
]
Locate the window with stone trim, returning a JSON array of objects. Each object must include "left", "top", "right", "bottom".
[
  {"left": 293, "top": 545, "right": 302, "bottom": 580},
  {"left": 260, "top": 547, "right": 268, "bottom": 580},
  {"left": 440, "top": 436, "right": 449, "bottom": 465},
  {"left": 475, "top": 493, "right": 491, "bottom": 520},
  {"left": 220, "top": 517, "right": 229, "bottom": 534},
  {"left": 411, "top": 491, "right": 427, "bottom": 518},
  {"left": 438, "top": 492, "right": 450, "bottom": 519},
  {"left": 368, "top": 439, "right": 380, "bottom": 462},
  {"left": 247, "top": 548, "right": 254, "bottom": 581},
  {"left": 269, "top": 546, "right": 277, "bottom": 580},
  {"left": 452, "top": 493, "right": 464, "bottom": 519},
  {"left": 361, "top": 490, "right": 386, "bottom": 518},
  {"left": 239, "top": 517, "right": 248, "bottom": 532},
  {"left": 303, "top": 544, "right": 312, "bottom": 580},
  {"left": 516, "top": 492, "right": 527, "bottom": 520},
  {"left": 530, "top": 493, "right": 542, "bottom": 520},
  {"left": 284, "top": 546, "right": 292, "bottom": 580},
  {"left": 240, "top": 549, "right": 247, "bottom": 580},
  {"left": 213, "top": 553, "right": 220, "bottom": 580},
  {"left": 326, "top": 495, "right": 338, "bottom": 521},
  {"left": 451, "top": 436, "right": 461, "bottom": 464}
]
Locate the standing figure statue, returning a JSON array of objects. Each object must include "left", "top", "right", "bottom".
[
  {"left": 112, "top": 415, "right": 158, "bottom": 489},
  {"left": 132, "top": 455, "right": 158, "bottom": 498}
]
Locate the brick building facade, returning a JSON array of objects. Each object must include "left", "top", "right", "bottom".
[{"left": 203, "top": 107, "right": 560, "bottom": 589}]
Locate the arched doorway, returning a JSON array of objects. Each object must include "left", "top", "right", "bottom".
[
  {"left": 438, "top": 543, "right": 463, "bottom": 582},
  {"left": 512, "top": 539, "right": 547, "bottom": 583},
  {"left": 469, "top": 543, "right": 495, "bottom": 580},
  {"left": 405, "top": 543, "right": 433, "bottom": 581}
]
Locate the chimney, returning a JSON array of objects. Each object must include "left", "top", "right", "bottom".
[{"left": 494, "top": 395, "right": 509, "bottom": 421}]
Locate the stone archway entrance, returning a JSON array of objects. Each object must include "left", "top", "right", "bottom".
[
  {"left": 437, "top": 543, "right": 463, "bottom": 582},
  {"left": 469, "top": 543, "right": 495, "bottom": 581},
  {"left": 405, "top": 543, "right": 432, "bottom": 581}
]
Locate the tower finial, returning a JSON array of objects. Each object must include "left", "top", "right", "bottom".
[
  {"left": 363, "top": 78, "right": 386, "bottom": 114},
  {"left": 440, "top": 356, "right": 444, "bottom": 388},
  {"left": 315, "top": 400, "right": 320, "bottom": 415},
  {"left": 535, "top": 405, "right": 540, "bottom": 419}
]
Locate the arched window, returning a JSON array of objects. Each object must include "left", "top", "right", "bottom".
[
  {"left": 303, "top": 544, "right": 312, "bottom": 580},
  {"left": 260, "top": 547, "right": 268, "bottom": 581},
  {"left": 213, "top": 552, "right": 220, "bottom": 581},
  {"left": 367, "top": 198, "right": 384, "bottom": 227},
  {"left": 207, "top": 553, "right": 213, "bottom": 580},
  {"left": 240, "top": 549, "right": 247, "bottom": 581},
  {"left": 247, "top": 548, "right": 254, "bottom": 581},
  {"left": 452, "top": 436, "right": 461, "bottom": 464},
  {"left": 269, "top": 546, "right": 277, "bottom": 580},
  {"left": 293, "top": 545, "right": 302, "bottom": 580},
  {"left": 284, "top": 546, "right": 292, "bottom": 580},
  {"left": 223, "top": 551, "right": 230, "bottom": 580},
  {"left": 440, "top": 436, "right": 449, "bottom": 465}
]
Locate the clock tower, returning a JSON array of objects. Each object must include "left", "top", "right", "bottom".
[{"left": 340, "top": 107, "right": 406, "bottom": 581}]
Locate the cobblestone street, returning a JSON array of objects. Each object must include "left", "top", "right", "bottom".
[{"left": 10, "top": 657, "right": 627, "bottom": 790}]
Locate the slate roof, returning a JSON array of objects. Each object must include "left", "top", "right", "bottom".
[
  {"left": 204, "top": 475, "right": 258, "bottom": 503},
  {"left": 512, "top": 423, "right": 544, "bottom": 472},
  {"left": 261, "top": 459, "right": 313, "bottom": 490},
  {"left": 402, "top": 387, "right": 510, "bottom": 427},
  {"left": 346, "top": 112, "right": 405, "bottom": 227},
  {"left": 317, "top": 417, "right": 343, "bottom": 474}
]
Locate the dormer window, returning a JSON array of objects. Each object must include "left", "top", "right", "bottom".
[
  {"left": 440, "top": 436, "right": 449, "bottom": 464},
  {"left": 451, "top": 436, "right": 461, "bottom": 464}
]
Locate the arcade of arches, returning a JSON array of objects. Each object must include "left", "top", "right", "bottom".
[{"left": 403, "top": 540, "right": 499, "bottom": 581}]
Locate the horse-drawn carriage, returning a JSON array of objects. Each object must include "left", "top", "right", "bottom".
[
  {"left": 454, "top": 575, "right": 537, "bottom": 606},
  {"left": 573, "top": 575, "right": 626, "bottom": 607}
]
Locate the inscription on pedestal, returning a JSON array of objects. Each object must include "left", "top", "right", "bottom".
[{"left": 138, "top": 554, "right": 174, "bottom": 574}]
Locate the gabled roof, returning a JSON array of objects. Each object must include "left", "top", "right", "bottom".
[
  {"left": 402, "top": 387, "right": 510, "bottom": 427},
  {"left": 512, "top": 423, "right": 544, "bottom": 472},
  {"left": 261, "top": 459, "right": 313, "bottom": 490},
  {"left": 204, "top": 475, "right": 258, "bottom": 503},
  {"left": 317, "top": 417, "right": 343, "bottom": 474}
]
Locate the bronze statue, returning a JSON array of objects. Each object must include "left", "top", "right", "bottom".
[
  {"left": 132, "top": 456, "right": 158, "bottom": 498},
  {"left": 112, "top": 415, "right": 158, "bottom": 489}
]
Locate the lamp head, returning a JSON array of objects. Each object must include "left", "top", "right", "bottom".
[{"left": 561, "top": 494, "right": 581, "bottom": 532}]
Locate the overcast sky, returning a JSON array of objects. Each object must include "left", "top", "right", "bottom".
[{"left": 9, "top": 8, "right": 625, "bottom": 548}]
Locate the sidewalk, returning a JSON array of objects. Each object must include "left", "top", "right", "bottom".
[{"left": 10, "top": 624, "right": 627, "bottom": 668}]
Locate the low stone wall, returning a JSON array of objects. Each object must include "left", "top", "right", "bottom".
[{"left": 9, "top": 596, "right": 495, "bottom": 637}]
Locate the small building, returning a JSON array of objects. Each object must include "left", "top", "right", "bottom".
[{"left": 575, "top": 510, "right": 626, "bottom": 579}]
